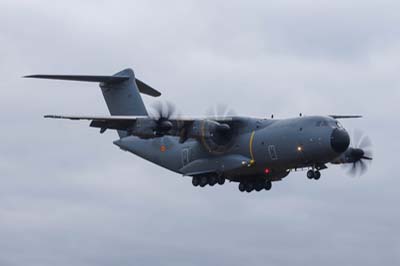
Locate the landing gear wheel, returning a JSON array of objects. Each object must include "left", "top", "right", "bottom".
[
  {"left": 255, "top": 183, "right": 263, "bottom": 192},
  {"left": 217, "top": 177, "right": 225, "bottom": 185},
  {"left": 245, "top": 183, "right": 254, "bottom": 193},
  {"left": 307, "top": 170, "right": 315, "bottom": 179},
  {"left": 314, "top": 171, "right": 321, "bottom": 180},
  {"left": 264, "top": 181, "right": 272, "bottom": 191},
  {"left": 238, "top": 183, "right": 246, "bottom": 192},
  {"left": 209, "top": 176, "right": 217, "bottom": 186},
  {"left": 199, "top": 176, "right": 208, "bottom": 187},
  {"left": 192, "top": 177, "right": 199, "bottom": 187}
]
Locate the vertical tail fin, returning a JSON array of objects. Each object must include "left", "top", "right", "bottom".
[
  {"left": 100, "top": 69, "right": 148, "bottom": 138},
  {"left": 100, "top": 68, "right": 148, "bottom": 117},
  {"left": 24, "top": 68, "right": 162, "bottom": 138}
]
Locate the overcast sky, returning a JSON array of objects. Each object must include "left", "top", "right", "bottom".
[{"left": 0, "top": 0, "right": 399, "bottom": 265}]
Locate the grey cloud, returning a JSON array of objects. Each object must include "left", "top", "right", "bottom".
[{"left": 0, "top": 0, "right": 399, "bottom": 265}]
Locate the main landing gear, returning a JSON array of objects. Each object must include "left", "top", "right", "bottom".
[
  {"left": 192, "top": 175, "right": 225, "bottom": 188},
  {"left": 307, "top": 169, "right": 321, "bottom": 180},
  {"left": 238, "top": 180, "right": 272, "bottom": 193}
]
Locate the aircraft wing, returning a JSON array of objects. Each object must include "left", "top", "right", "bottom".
[
  {"left": 44, "top": 114, "right": 146, "bottom": 131},
  {"left": 44, "top": 114, "right": 236, "bottom": 133},
  {"left": 44, "top": 114, "right": 233, "bottom": 121}
]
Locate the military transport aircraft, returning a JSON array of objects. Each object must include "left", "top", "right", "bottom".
[{"left": 25, "top": 68, "right": 373, "bottom": 193}]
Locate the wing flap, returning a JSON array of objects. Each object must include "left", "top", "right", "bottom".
[
  {"left": 89, "top": 120, "right": 134, "bottom": 131},
  {"left": 44, "top": 115, "right": 142, "bottom": 131}
]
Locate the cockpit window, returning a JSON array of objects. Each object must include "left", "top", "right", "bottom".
[{"left": 316, "top": 121, "right": 328, "bottom": 127}]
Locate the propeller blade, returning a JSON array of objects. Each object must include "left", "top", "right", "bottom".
[
  {"left": 359, "top": 160, "right": 367, "bottom": 175},
  {"left": 150, "top": 101, "right": 179, "bottom": 135},
  {"left": 151, "top": 101, "right": 176, "bottom": 120},
  {"left": 348, "top": 162, "right": 358, "bottom": 176},
  {"left": 165, "top": 101, "right": 176, "bottom": 119},
  {"left": 216, "top": 123, "right": 231, "bottom": 132},
  {"left": 206, "top": 104, "right": 236, "bottom": 120},
  {"left": 359, "top": 135, "right": 372, "bottom": 149},
  {"left": 151, "top": 101, "right": 162, "bottom": 120},
  {"left": 343, "top": 129, "right": 373, "bottom": 177},
  {"left": 353, "top": 129, "right": 363, "bottom": 147},
  {"left": 363, "top": 149, "right": 374, "bottom": 160}
]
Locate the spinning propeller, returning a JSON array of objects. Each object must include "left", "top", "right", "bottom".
[
  {"left": 201, "top": 104, "right": 237, "bottom": 153},
  {"left": 206, "top": 104, "right": 236, "bottom": 136},
  {"left": 206, "top": 103, "right": 236, "bottom": 120},
  {"left": 150, "top": 101, "right": 177, "bottom": 134},
  {"left": 343, "top": 129, "right": 373, "bottom": 176}
]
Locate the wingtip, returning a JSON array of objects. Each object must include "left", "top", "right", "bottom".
[
  {"left": 330, "top": 115, "right": 363, "bottom": 119},
  {"left": 24, "top": 75, "right": 43, "bottom": 79},
  {"left": 44, "top": 115, "right": 58, "bottom": 119}
]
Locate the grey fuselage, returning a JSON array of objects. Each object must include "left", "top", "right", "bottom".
[{"left": 114, "top": 115, "right": 346, "bottom": 182}]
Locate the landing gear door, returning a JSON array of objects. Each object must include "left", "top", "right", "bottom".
[
  {"left": 268, "top": 145, "right": 278, "bottom": 160},
  {"left": 182, "top": 148, "right": 190, "bottom": 167}
]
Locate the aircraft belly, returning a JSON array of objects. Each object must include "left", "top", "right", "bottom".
[{"left": 114, "top": 136, "right": 187, "bottom": 173}]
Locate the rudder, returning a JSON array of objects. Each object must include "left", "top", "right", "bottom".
[{"left": 100, "top": 68, "right": 148, "bottom": 117}]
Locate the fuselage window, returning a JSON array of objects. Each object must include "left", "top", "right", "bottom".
[
  {"left": 182, "top": 149, "right": 190, "bottom": 166},
  {"left": 268, "top": 145, "right": 278, "bottom": 160},
  {"left": 316, "top": 121, "right": 329, "bottom": 127}
]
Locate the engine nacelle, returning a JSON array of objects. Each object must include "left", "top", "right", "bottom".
[{"left": 187, "top": 120, "right": 235, "bottom": 153}]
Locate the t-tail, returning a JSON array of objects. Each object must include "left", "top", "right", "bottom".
[{"left": 24, "top": 68, "right": 161, "bottom": 137}]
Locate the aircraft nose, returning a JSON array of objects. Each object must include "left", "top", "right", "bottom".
[{"left": 330, "top": 128, "right": 350, "bottom": 153}]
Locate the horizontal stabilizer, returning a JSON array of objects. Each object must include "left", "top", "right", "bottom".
[
  {"left": 24, "top": 74, "right": 128, "bottom": 83},
  {"left": 44, "top": 114, "right": 146, "bottom": 121},
  {"left": 135, "top": 79, "right": 161, "bottom": 97},
  {"left": 24, "top": 74, "right": 161, "bottom": 97}
]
